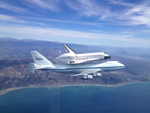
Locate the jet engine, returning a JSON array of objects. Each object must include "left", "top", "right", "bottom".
[
  {"left": 93, "top": 73, "right": 102, "bottom": 77},
  {"left": 81, "top": 75, "right": 93, "bottom": 80}
]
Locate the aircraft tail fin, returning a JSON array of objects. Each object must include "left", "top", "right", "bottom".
[
  {"left": 29, "top": 51, "right": 55, "bottom": 73},
  {"left": 62, "top": 44, "right": 76, "bottom": 54},
  {"left": 30, "top": 51, "right": 53, "bottom": 65}
]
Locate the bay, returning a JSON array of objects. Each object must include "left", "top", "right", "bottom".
[{"left": 0, "top": 83, "right": 150, "bottom": 113}]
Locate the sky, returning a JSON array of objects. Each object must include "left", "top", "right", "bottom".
[{"left": 0, "top": 0, "right": 150, "bottom": 47}]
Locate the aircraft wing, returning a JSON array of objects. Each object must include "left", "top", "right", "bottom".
[{"left": 71, "top": 69, "right": 101, "bottom": 76}]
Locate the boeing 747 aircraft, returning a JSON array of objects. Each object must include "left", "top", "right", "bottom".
[
  {"left": 56, "top": 44, "right": 111, "bottom": 64},
  {"left": 29, "top": 51, "right": 125, "bottom": 80}
]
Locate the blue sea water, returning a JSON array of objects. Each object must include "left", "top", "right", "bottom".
[{"left": 0, "top": 83, "right": 150, "bottom": 113}]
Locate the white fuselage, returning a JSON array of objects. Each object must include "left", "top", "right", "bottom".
[{"left": 35, "top": 61, "right": 125, "bottom": 73}]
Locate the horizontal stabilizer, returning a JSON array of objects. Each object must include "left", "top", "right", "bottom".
[{"left": 29, "top": 63, "right": 35, "bottom": 73}]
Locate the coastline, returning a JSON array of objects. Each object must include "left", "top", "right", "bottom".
[{"left": 0, "top": 81, "right": 149, "bottom": 96}]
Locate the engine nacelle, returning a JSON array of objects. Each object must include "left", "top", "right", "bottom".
[
  {"left": 82, "top": 75, "right": 93, "bottom": 80},
  {"left": 93, "top": 73, "right": 102, "bottom": 77}
]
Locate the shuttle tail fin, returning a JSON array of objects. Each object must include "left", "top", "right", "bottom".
[{"left": 62, "top": 44, "right": 76, "bottom": 54}]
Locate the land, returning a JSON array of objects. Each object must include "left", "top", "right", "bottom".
[{"left": 0, "top": 38, "right": 150, "bottom": 95}]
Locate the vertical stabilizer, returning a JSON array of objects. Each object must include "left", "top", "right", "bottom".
[
  {"left": 62, "top": 44, "right": 76, "bottom": 54},
  {"left": 30, "top": 51, "right": 52, "bottom": 65}
]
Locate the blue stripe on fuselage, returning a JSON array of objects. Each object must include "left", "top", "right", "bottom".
[{"left": 42, "top": 66, "right": 125, "bottom": 73}]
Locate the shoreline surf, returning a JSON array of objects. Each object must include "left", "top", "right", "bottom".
[{"left": 0, "top": 81, "right": 149, "bottom": 96}]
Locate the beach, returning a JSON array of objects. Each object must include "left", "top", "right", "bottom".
[{"left": 0, "top": 81, "right": 146, "bottom": 96}]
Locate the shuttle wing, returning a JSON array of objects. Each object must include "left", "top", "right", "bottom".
[{"left": 71, "top": 69, "right": 101, "bottom": 76}]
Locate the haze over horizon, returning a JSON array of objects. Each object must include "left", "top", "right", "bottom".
[{"left": 0, "top": 0, "right": 150, "bottom": 47}]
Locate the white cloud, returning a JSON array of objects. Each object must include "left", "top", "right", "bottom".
[
  {"left": 34, "top": 18, "right": 102, "bottom": 26},
  {"left": 0, "top": 14, "right": 102, "bottom": 27},
  {"left": 65, "top": 0, "right": 150, "bottom": 26},
  {"left": 0, "top": 0, "right": 150, "bottom": 47},
  {"left": 65, "top": 0, "right": 113, "bottom": 19},
  {"left": 1, "top": 0, "right": 150, "bottom": 27},
  {"left": 106, "top": 0, "right": 150, "bottom": 26},
  {"left": 0, "top": 14, "right": 26, "bottom": 23},
  {"left": 0, "top": 2, "right": 29, "bottom": 13},
  {"left": 23, "top": 0, "right": 60, "bottom": 12},
  {"left": 0, "top": 25, "right": 149, "bottom": 45}
]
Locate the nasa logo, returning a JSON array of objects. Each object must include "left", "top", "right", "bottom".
[
  {"left": 36, "top": 58, "right": 43, "bottom": 60},
  {"left": 34, "top": 56, "right": 43, "bottom": 60}
]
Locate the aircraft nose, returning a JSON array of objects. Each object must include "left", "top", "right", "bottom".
[{"left": 104, "top": 55, "right": 111, "bottom": 59}]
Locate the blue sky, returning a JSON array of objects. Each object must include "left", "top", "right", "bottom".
[{"left": 0, "top": 0, "right": 150, "bottom": 47}]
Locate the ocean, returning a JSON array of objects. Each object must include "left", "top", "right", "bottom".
[{"left": 0, "top": 83, "right": 150, "bottom": 113}]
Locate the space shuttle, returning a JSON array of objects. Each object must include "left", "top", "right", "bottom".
[{"left": 56, "top": 44, "right": 111, "bottom": 64}]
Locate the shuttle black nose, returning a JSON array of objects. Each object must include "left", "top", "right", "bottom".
[{"left": 104, "top": 55, "right": 111, "bottom": 59}]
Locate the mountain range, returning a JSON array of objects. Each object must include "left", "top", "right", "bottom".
[{"left": 0, "top": 38, "right": 150, "bottom": 91}]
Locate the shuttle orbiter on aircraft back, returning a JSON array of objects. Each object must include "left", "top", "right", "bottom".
[{"left": 56, "top": 44, "right": 111, "bottom": 64}]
